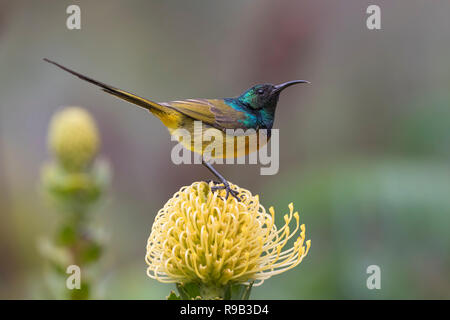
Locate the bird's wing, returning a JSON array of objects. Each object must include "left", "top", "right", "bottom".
[{"left": 161, "top": 99, "right": 250, "bottom": 132}]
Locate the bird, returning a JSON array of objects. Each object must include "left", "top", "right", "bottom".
[{"left": 43, "top": 58, "right": 309, "bottom": 200}]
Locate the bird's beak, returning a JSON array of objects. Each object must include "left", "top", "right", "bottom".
[{"left": 273, "top": 80, "right": 310, "bottom": 93}]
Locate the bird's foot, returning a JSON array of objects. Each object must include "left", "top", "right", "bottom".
[
  {"left": 211, "top": 181, "right": 242, "bottom": 202},
  {"left": 205, "top": 179, "right": 221, "bottom": 185}
]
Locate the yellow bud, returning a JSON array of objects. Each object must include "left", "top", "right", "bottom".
[
  {"left": 48, "top": 107, "right": 99, "bottom": 171},
  {"left": 145, "top": 181, "right": 310, "bottom": 287}
]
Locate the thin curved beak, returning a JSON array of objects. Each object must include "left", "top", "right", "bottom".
[{"left": 273, "top": 80, "right": 310, "bottom": 93}]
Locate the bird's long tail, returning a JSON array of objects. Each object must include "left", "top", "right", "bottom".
[{"left": 43, "top": 58, "right": 168, "bottom": 115}]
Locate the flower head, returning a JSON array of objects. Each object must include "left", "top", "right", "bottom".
[
  {"left": 145, "top": 181, "right": 310, "bottom": 287},
  {"left": 48, "top": 107, "right": 99, "bottom": 171}
]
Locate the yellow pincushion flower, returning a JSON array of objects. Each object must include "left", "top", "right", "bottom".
[
  {"left": 145, "top": 181, "right": 310, "bottom": 289},
  {"left": 48, "top": 107, "right": 99, "bottom": 171}
]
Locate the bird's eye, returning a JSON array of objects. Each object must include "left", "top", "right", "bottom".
[{"left": 257, "top": 89, "right": 264, "bottom": 95}]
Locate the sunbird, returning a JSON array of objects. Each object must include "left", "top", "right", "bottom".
[{"left": 44, "top": 58, "right": 309, "bottom": 200}]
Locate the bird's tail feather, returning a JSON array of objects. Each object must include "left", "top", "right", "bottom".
[{"left": 43, "top": 58, "right": 167, "bottom": 115}]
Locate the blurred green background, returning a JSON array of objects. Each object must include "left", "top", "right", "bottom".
[{"left": 0, "top": 0, "right": 449, "bottom": 299}]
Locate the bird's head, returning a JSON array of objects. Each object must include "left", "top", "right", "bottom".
[{"left": 237, "top": 80, "right": 309, "bottom": 115}]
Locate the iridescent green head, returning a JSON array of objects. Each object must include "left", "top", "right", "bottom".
[{"left": 237, "top": 80, "right": 309, "bottom": 114}]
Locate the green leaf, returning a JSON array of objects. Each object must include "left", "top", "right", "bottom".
[{"left": 69, "top": 281, "right": 90, "bottom": 300}]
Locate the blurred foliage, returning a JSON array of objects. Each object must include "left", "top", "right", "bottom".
[
  {"left": 392, "top": 94, "right": 450, "bottom": 158},
  {"left": 253, "top": 159, "right": 450, "bottom": 299},
  {"left": 172, "top": 282, "right": 253, "bottom": 300}
]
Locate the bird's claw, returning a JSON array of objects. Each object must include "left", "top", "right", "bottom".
[{"left": 211, "top": 181, "right": 242, "bottom": 202}]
